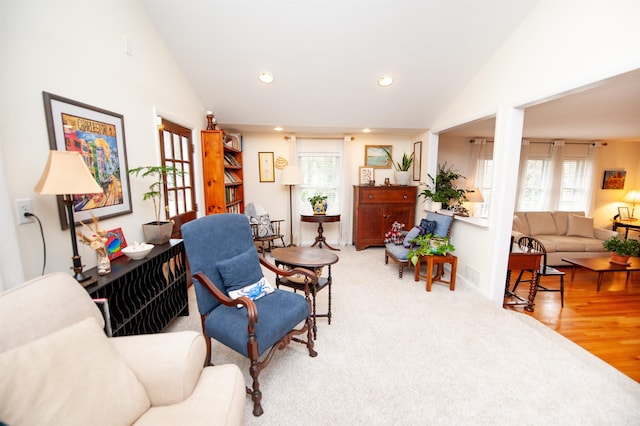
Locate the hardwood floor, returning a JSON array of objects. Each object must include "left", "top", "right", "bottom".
[{"left": 506, "top": 266, "right": 640, "bottom": 382}]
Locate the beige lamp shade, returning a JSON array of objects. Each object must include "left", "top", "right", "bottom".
[
  {"left": 623, "top": 190, "right": 640, "bottom": 204},
  {"left": 281, "top": 165, "right": 303, "bottom": 186},
  {"left": 34, "top": 150, "right": 103, "bottom": 195},
  {"left": 466, "top": 188, "right": 484, "bottom": 203}
]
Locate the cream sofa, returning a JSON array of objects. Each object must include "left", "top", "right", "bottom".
[
  {"left": 0, "top": 272, "right": 246, "bottom": 425},
  {"left": 512, "top": 211, "right": 618, "bottom": 266}
]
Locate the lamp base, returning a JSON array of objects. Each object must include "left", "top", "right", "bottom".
[{"left": 71, "top": 255, "right": 90, "bottom": 282}]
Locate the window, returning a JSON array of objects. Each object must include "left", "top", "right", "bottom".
[
  {"left": 516, "top": 142, "right": 595, "bottom": 212},
  {"left": 159, "top": 119, "right": 196, "bottom": 219},
  {"left": 298, "top": 153, "right": 341, "bottom": 215}
]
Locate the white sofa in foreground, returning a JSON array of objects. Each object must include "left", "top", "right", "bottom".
[
  {"left": 512, "top": 211, "right": 618, "bottom": 266},
  {"left": 0, "top": 272, "right": 246, "bottom": 425}
]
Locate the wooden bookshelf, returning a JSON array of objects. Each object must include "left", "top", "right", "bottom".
[{"left": 201, "top": 130, "right": 244, "bottom": 214}]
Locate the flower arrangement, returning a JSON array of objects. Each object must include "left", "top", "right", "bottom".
[{"left": 79, "top": 215, "right": 108, "bottom": 255}]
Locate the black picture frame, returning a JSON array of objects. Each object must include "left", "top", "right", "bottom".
[{"left": 43, "top": 92, "right": 132, "bottom": 229}]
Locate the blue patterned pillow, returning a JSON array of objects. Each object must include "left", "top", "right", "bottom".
[{"left": 419, "top": 219, "right": 437, "bottom": 236}]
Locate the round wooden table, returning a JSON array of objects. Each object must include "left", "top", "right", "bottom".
[
  {"left": 271, "top": 247, "right": 339, "bottom": 339},
  {"left": 300, "top": 214, "right": 341, "bottom": 251}
]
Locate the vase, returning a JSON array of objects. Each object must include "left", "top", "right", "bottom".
[
  {"left": 430, "top": 201, "right": 443, "bottom": 211},
  {"left": 394, "top": 170, "right": 410, "bottom": 186},
  {"left": 313, "top": 201, "right": 327, "bottom": 215},
  {"left": 96, "top": 246, "right": 111, "bottom": 275}
]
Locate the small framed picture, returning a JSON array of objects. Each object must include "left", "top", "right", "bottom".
[
  {"left": 105, "top": 228, "right": 127, "bottom": 260},
  {"left": 364, "top": 145, "right": 392, "bottom": 168},
  {"left": 412, "top": 141, "right": 422, "bottom": 181},
  {"left": 359, "top": 167, "right": 374, "bottom": 185},
  {"left": 258, "top": 152, "right": 275, "bottom": 182},
  {"left": 618, "top": 206, "right": 631, "bottom": 220}
]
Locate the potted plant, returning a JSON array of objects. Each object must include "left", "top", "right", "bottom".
[
  {"left": 602, "top": 236, "right": 640, "bottom": 265},
  {"left": 128, "top": 165, "right": 186, "bottom": 244},
  {"left": 308, "top": 194, "right": 328, "bottom": 215},
  {"left": 407, "top": 234, "right": 455, "bottom": 266},
  {"left": 383, "top": 148, "right": 414, "bottom": 186},
  {"left": 418, "top": 162, "right": 469, "bottom": 210}
]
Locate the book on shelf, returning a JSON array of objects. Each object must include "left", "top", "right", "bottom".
[{"left": 223, "top": 133, "right": 243, "bottom": 151}]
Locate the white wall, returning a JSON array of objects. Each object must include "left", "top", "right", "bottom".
[
  {"left": 0, "top": 0, "right": 205, "bottom": 287},
  {"left": 431, "top": 0, "right": 640, "bottom": 302}
]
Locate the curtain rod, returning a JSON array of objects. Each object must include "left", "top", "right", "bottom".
[
  {"left": 469, "top": 139, "right": 607, "bottom": 146},
  {"left": 285, "top": 136, "right": 354, "bottom": 141}
]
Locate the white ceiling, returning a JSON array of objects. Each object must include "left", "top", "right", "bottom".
[{"left": 141, "top": 0, "right": 640, "bottom": 141}]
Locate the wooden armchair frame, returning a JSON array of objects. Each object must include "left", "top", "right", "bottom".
[
  {"left": 193, "top": 257, "right": 318, "bottom": 417},
  {"left": 250, "top": 219, "right": 286, "bottom": 255}
]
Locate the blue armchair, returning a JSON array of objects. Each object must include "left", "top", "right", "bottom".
[
  {"left": 181, "top": 214, "right": 318, "bottom": 416},
  {"left": 384, "top": 211, "right": 454, "bottom": 278}
]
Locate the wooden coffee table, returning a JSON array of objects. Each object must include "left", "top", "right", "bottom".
[
  {"left": 562, "top": 256, "right": 640, "bottom": 291},
  {"left": 271, "top": 247, "right": 339, "bottom": 339}
]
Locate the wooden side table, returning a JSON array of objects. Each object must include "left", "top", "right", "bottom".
[
  {"left": 414, "top": 254, "right": 457, "bottom": 292},
  {"left": 300, "top": 214, "right": 341, "bottom": 251}
]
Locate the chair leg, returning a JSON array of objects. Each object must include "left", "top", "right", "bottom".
[
  {"left": 560, "top": 275, "right": 565, "bottom": 307},
  {"left": 249, "top": 359, "right": 263, "bottom": 416}
]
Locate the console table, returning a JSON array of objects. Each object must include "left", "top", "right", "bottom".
[
  {"left": 300, "top": 214, "right": 341, "bottom": 250},
  {"left": 83, "top": 239, "right": 189, "bottom": 336},
  {"left": 613, "top": 219, "right": 640, "bottom": 239}
]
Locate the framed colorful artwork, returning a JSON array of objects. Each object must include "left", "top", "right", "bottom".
[
  {"left": 602, "top": 170, "right": 626, "bottom": 189},
  {"left": 43, "top": 92, "right": 133, "bottom": 229},
  {"left": 105, "top": 228, "right": 127, "bottom": 260}
]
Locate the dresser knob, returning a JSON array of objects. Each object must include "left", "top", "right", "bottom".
[
  {"left": 403, "top": 195, "right": 408, "bottom": 199},
  {"left": 368, "top": 194, "right": 374, "bottom": 199}
]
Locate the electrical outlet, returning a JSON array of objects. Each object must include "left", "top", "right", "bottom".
[{"left": 15, "top": 198, "right": 33, "bottom": 225}]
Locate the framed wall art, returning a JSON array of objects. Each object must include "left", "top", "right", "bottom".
[
  {"left": 602, "top": 170, "right": 626, "bottom": 190},
  {"left": 364, "top": 145, "right": 392, "bottom": 168},
  {"left": 413, "top": 141, "right": 422, "bottom": 181},
  {"left": 258, "top": 151, "right": 275, "bottom": 182},
  {"left": 359, "top": 167, "right": 374, "bottom": 185},
  {"left": 43, "top": 92, "right": 132, "bottom": 229}
]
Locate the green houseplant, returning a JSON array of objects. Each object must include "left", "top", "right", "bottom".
[
  {"left": 383, "top": 148, "right": 414, "bottom": 186},
  {"left": 308, "top": 194, "right": 328, "bottom": 215},
  {"left": 407, "top": 234, "right": 455, "bottom": 266},
  {"left": 418, "top": 162, "right": 469, "bottom": 209},
  {"left": 128, "top": 165, "right": 186, "bottom": 244},
  {"left": 602, "top": 236, "right": 640, "bottom": 264}
]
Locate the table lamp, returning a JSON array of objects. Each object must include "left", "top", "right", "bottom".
[
  {"left": 281, "top": 165, "right": 303, "bottom": 246},
  {"left": 623, "top": 190, "right": 640, "bottom": 219},
  {"left": 465, "top": 188, "right": 484, "bottom": 217},
  {"left": 34, "top": 150, "right": 104, "bottom": 282}
]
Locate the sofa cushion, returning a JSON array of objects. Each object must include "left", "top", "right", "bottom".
[
  {"left": 403, "top": 226, "right": 422, "bottom": 248},
  {"left": 217, "top": 247, "right": 264, "bottom": 293},
  {"left": 0, "top": 318, "right": 150, "bottom": 425},
  {"left": 532, "top": 236, "right": 558, "bottom": 253},
  {"left": 554, "top": 238, "right": 588, "bottom": 252},
  {"left": 425, "top": 212, "right": 453, "bottom": 237},
  {"left": 567, "top": 215, "right": 595, "bottom": 238},
  {"left": 552, "top": 211, "right": 584, "bottom": 235},
  {"left": 526, "top": 212, "right": 558, "bottom": 235},
  {"left": 513, "top": 214, "right": 529, "bottom": 235}
]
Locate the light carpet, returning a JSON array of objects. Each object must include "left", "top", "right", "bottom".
[{"left": 167, "top": 245, "right": 640, "bottom": 425}]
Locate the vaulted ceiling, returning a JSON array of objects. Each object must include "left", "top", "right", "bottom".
[{"left": 142, "top": 1, "right": 640, "bottom": 141}]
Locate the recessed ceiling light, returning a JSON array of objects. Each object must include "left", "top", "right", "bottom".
[
  {"left": 362, "top": 128, "right": 372, "bottom": 133},
  {"left": 377, "top": 75, "right": 394, "bottom": 87},
  {"left": 273, "top": 126, "right": 283, "bottom": 131},
  {"left": 259, "top": 71, "right": 275, "bottom": 84}
]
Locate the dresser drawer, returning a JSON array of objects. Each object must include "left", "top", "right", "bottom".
[{"left": 359, "top": 187, "right": 415, "bottom": 204}]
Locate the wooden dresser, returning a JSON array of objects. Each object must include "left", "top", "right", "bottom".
[{"left": 352, "top": 185, "right": 417, "bottom": 250}]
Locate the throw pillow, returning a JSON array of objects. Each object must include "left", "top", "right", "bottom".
[
  {"left": 425, "top": 212, "right": 453, "bottom": 237},
  {"left": 403, "top": 226, "right": 423, "bottom": 248},
  {"left": 0, "top": 318, "right": 150, "bottom": 426},
  {"left": 228, "top": 276, "right": 275, "bottom": 308},
  {"left": 250, "top": 214, "right": 275, "bottom": 238},
  {"left": 567, "top": 214, "right": 595, "bottom": 238},
  {"left": 525, "top": 212, "right": 558, "bottom": 235},
  {"left": 419, "top": 219, "right": 437, "bottom": 236},
  {"left": 217, "top": 248, "right": 264, "bottom": 293}
]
